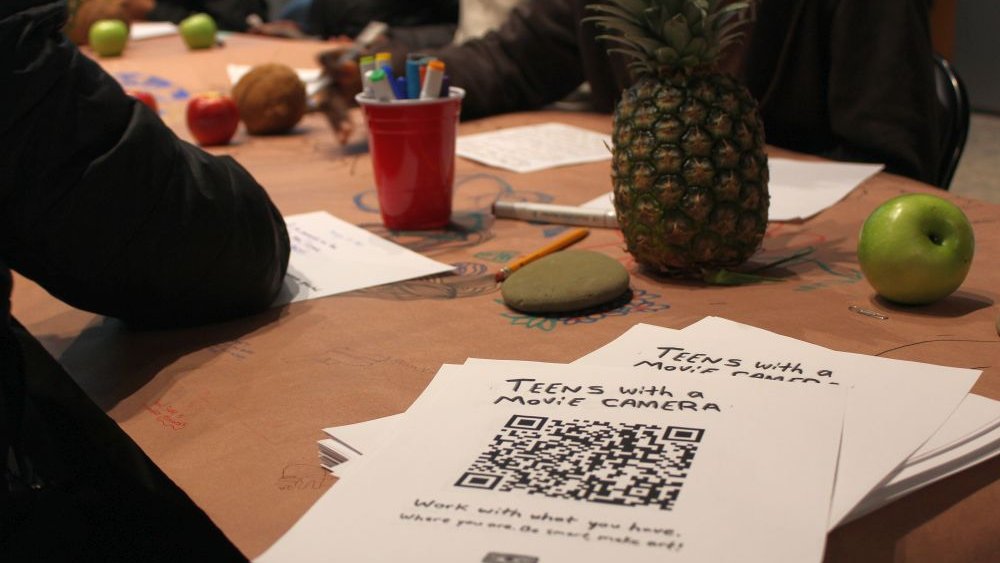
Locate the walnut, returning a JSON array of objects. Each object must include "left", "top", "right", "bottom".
[{"left": 232, "top": 63, "right": 307, "bottom": 135}]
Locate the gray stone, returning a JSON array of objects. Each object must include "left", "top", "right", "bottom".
[{"left": 501, "top": 250, "right": 630, "bottom": 313}]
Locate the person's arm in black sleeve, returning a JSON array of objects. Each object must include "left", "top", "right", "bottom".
[
  {"left": 374, "top": 0, "right": 584, "bottom": 120},
  {"left": 308, "top": 0, "right": 458, "bottom": 39},
  {"left": 1, "top": 0, "right": 290, "bottom": 328},
  {"left": 146, "top": 0, "right": 268, "bottom": 31},
  {"left": 383, "top": 24, "right": 457, "bottom": 51}
]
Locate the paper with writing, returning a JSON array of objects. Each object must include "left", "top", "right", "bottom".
[
  {"left": 576, "top": 320, "right": 980, "bottom": 527},
  {"left": 274, "top": 211, "right": 454, "bottom": 305},
  {"left": 260, "top": 361, "right": 844, "bottom": 562},
  {"left": 579, "top": 158, "right": 883, "bottom": 221},
  {"left": 456, "top": 123, "right": 613, "bottom": 173}
]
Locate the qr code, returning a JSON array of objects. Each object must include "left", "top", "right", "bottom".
[{"left": 455, "top": 415, "right": 704, "bottom": 510}]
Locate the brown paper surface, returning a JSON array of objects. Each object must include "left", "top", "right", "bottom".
[{"left": 11, "top": 35, "right": 999, "bottom": 561}]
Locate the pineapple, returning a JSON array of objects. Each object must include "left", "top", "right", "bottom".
[{"left": 587, "top": 0, "right": 769, "bottom": 278}]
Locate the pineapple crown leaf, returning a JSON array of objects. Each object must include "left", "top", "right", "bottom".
[
  {"left": 597, "top": 33, "right": 661, "bottom": 55},
  {"left": 608, "top": 0, "right": 651, "bottom": 14},
  {"left": 586, "top": 4, "right": 644, "bottom": 25},
  {"left": 684, "top": 37, "right": 708, "bottom": 56},
  {"left": 591, "top": 19, "right": 651, "bottom": 41},
  {"left": 660, "top": 16, "right": 692, "bottom": 51},
  {"left": 606, "top": 45, "right": 651, "bottom": 61},
  {"left": 586, "top": 0, "right": 754, "bottom": 74},
  {"left": 703, "top": 247, "right": 816, "bottom": 285},
  {"left": 704, "top": 2, "right": 750, "bottom": 28},
  {"left": 654, "top": 46, "right": 680, "bottom": 65}
]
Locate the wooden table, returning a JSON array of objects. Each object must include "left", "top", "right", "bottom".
[{"left": 12, "top": 34, "right": 999, "bottom": 561}]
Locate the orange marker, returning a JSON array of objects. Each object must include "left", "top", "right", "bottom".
[{"left": 420, "top": 59, "right": 446, "bottom": 99}]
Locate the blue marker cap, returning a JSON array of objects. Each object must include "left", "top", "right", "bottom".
[
  {"left": 395, "top": 75, "right": 408, "bottom": 99},
  {"left": 381, "top": 64, "right": 406, "bottom": 101},
  {"left": 405, "top": 59, "right": 423, "bottom": 100}
]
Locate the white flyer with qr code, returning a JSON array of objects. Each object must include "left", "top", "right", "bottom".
[{"left": 259, "top": 361, "right": 845, "bottom": 563}]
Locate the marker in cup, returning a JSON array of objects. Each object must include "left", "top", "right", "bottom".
[
  {"left": 420, "top": 60, "right": 445, "bottom": 100},
  {"left": 359, "top": 55, "right": 375, "bottom": 95},
  {"left": 366, "top": 69, "right": 396, "bottom": 101}
]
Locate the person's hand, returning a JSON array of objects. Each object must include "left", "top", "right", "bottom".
[
  {"left": 64, "top": 0, "right": 154, "bottom": 45},
  {"left": 245, "top": 15, "right": 311, "bottom": 40},
  {"left": 122, "top": 0, "right": 154, "bottom": 20},
  {"left": 65, "top": 0, "right": 128, "bottom": 45},
  {"left": 315, "top": 44, "right": 366, "bottom": 144}
]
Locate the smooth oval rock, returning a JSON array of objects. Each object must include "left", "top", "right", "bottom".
[{"left": 501, "top": 250, "right": 630, "bottom": 313}]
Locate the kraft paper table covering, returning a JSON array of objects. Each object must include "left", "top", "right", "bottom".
[{"left": 10, "top": 35, "right": 999, "bottom": 561}]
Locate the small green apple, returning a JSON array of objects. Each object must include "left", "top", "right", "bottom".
[
  {"left": 88, "top": 19, "right": 129, "bottom": 57},
  {"left": 179, "top": 13, "right": 218, "bottom": 50},
  {"left": 857, "top": 193, "right": 975, "bottom": 305}
]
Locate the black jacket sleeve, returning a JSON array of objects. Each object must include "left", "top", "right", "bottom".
[
  {"left": 308, "top": 0, "right": 458, "bottom": 39},
  {"left": 1, "top": 0, "right": 290, "bottom": 328},
  {"left": 388, "top": 0, "right": 585, "bottom": 120},
  {"left": 379, "top": 0, "right": 940, "bottom": 184},
  {"left": 146, "top": 0, "right": 269, "bottom": 32}
]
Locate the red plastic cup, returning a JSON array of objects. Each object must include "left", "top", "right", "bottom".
[{"left": 356, "top": 88, "right": 465, "bottom": 230}]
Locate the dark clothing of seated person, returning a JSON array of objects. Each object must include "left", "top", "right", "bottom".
[
  {"left": 307, "top": 0, "right": 459, "bottom": 41},
  {"left": 144, "top": 0, "right": 269, "bottom": 32},
  {"left": 2, "top": 0, "right": 289, "bottom": 559},
  {"left": 62, "top": 0, "right": 268, "bottom": 45},
  {"left": 363, "top": 0, "right": 942, "bottom": 185}
]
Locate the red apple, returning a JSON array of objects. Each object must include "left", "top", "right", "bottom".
[
  {"left": 126, "top": 90, "right": 158, "bottom": 112},
  {"left": 186, "top": 92, "right": 239, "bottom": 146}
]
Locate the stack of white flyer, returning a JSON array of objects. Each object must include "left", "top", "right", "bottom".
[
  {"left": 271, "top": 317, "right": 990, "bottom": 562},
  {"left": 676, "top": 317, "right": 1000, "bottom": 524},
  {"left": 272, "top": 361, "right": 846, "bottom": 562}
]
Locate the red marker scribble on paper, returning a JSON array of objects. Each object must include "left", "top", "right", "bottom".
[{"left": 145, "top": 400, "right": 187, "bottom": 431}]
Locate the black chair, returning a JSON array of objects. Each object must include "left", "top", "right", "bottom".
[{"left": 932, "top": 53, "right": 971, "bottom": 190}]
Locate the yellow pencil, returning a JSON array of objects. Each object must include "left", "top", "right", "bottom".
[{"left": 495, "top": 227, "right": 590, "bottom": 282}]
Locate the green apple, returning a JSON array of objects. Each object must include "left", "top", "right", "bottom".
[
  {"left": 88, "top": 19, "right": 129, "bottom": 57},
  {"left": 857, "top": 193, "right": 975, "bottom": 305},
  {"left": 179, "top": 13, "right": 218, "bottom": 50}
]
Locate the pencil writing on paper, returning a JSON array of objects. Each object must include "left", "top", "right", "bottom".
[{"left": 495, "top": 228, "right": 590, "bottom": 282}]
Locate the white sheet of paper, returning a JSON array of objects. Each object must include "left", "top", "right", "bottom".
[
  {"left": 842, "top": 393, "right": 1000, "bottom": 522},
  {"left": 891, "top": 393, "right": 1000, "bottom": 474},
  {"left": 311, "top": 320, "right": 996, "bottom": 520},
  {"left": 262, "top": 361, "right": 844, "bottom": 563},
  {"left": 273, "top": 211, "right": 454, "bottom": 305},
  {"left": 319, "top": 413, "right": 406, "bottom": 476},
  {"left": 322, "top": 413, "right": 405, "bottom": 452},
  {"left": 682, "top": 317, "right": 1000, "bottom": 518},
  {"left": 129, "top": 21, "right": 178, "bottom": 40},
  {"left": 575, "top": 320, "right": 980, "bottom": 527},
  {"left": 767, "top": 159, "right": 883, "bottom": 220},
  {"left": 456, "top": 123, "right": 612, "bottom": 173},
  {"left": 578, "top": 158, "right": 883, "bottom": 221},
  {"left": 226, "top": 64, "right": 325, "bottom": 97}
]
